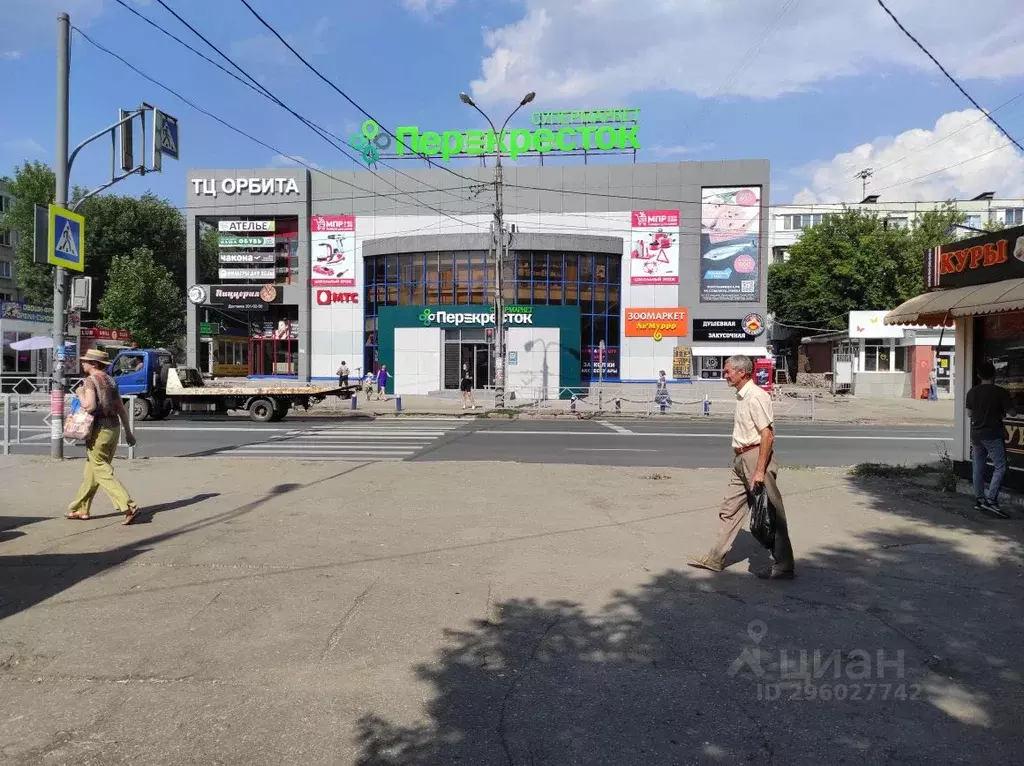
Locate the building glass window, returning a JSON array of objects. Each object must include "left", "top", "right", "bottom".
[
  {"left": 784, "top": 213, "right": 826, "bottom": 230},
  {"left": 363, "top": 248, "right": 622, "bottom": 382},
  {"left": 1005, "top": 208, "right": 1023, "bottom": 225},
  {"left": 699, "top": 355, "right": 724, "bottom": 379},
  {"left": 0, "top": 261, "right": 11, "bottom": 279}
]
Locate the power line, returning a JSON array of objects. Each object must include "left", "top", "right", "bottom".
[
  {"left": 146, "top": 0, "right": 483, "bottom": 227},
  {"left": 876, "top": 0, "right": 1023, "bottom": 153},
  {"left": 235, "top": 0, "right": 481, "bottom": 186},
  {"left": 675, "top": 0, "right": 798, "bottom": 147},
  {"left": 72, "top": 27, "right": 489, "bottom": 231},
  {"left": 119, "top": 0, "right": 489, "bottom": 210}
]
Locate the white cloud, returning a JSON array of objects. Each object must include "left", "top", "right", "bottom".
[
  {"left": 230, "top": 17, "right": 332, "bottom": 68},
  {"left": 0, "top": 0, "right": 103, "bottom": 60},
  {"left": 402, "top": 0, "right": 456, "bottom": 16},
  {"left": 792, "top": 109, "right": 1024, "bottom": 203},
  {"left": 3, "top": 138, "right": 47, "bottom": 157},
  {"left": 270, "top": 154, "right": 323, "bottom": 171},
  {"left": 469, "top": 0, "right": 1024, "bottom": 104}
]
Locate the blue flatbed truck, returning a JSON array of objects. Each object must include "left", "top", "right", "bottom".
[{"left": 106, "top": 348, "right": 352, "bottom": 422}]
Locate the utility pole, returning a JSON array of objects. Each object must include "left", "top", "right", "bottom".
[
  {"left": 47, "top": 12, "right": 179, "bottom": 458},
  {"left": 51, "top": 12, "right": 70, "bottom": 458},
  {"left": 459, "top": 90, "right": 535, "bottom": 409},
  {"left": 854, "top": 168, "right": 873, "bottom": 199}
]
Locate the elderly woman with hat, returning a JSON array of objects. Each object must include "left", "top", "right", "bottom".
[{"left": 65, "top": 349, "right": 140, "bottom": 525}]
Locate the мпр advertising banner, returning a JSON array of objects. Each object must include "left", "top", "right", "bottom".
[
  {"left": 629, "top": 210, "right": 680, "bottom": 285},
  {"left": 699, "top": 187, "right": 761, "bottom": 302},
  {"left": 311, "top": 215, "right": 356, "bottom": 287}
]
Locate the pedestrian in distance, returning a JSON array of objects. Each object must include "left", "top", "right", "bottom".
[
  {"left": 336, "top": 360, "right": 350, "bottom": 389},
  {"left": 929, "top": 367, "right": 938, "bottom": 401},
  {"left": 688, "top": 354, "right": 795, "bottom": 579},
  {"left": 363, "top": 371, "right": 375, "bottom": 402},
  {"left": 966, "top": 360, "right": 1015, "bottom": 517},
  {"left": 376, "top": 364, "right": 391, "bottom": 401},
  {"left": 460, "top": 370, "right": 477, "bottom": 410},
  {"left": 655, "top": 370, "right": 673, "bottom": 410},
  {"left": 65, "top": 349, "right": 140, "bottom": 525}
]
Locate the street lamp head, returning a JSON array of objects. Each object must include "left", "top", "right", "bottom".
[
  {"left": 520, "top": 92, "right": 536, "bottom": 106},
  {"left": 459, "top": 92, "right": 475, "bottom": 106}
]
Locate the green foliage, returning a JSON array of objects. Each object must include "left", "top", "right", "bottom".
[
  {"left": 0, "top": 161, "right": 56, "bottom": 304},
  {"left": 197, "top": 224, "right": 220, "bottom": 283},
  {"left": 72, "top": 191, "right": 186, "bottom": 306},
  {"left": 98, "top": 247, "right": 184, "bottom": 349},
  {"left": 0, "top": 160, "right": 186, "bottom": 311},
  {"left": 768, "top": 205, "right": 965, "bottom": 331}
]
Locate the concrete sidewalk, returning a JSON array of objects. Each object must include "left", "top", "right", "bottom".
[{"left": 2, "top": 456, "right": 1020, "bottom": 764}]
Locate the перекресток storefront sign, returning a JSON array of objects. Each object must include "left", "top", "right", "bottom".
[
  {"left": 350, "top": 108, "right": 640, "bottom": 164},
  {"left": 418, "top": 306, "right": 534, "bottom": 327}
]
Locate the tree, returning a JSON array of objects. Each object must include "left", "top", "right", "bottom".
[
  {"left": 768, "top": 206, "right": 964, "bottom": 332},
  {"left": 98, "top": 247, "right": 184, "bottom": 349},
  {"left": 0, "top": 160, "right": 186, "bottom": 309},
  {"left": 0, "top": 161, "right": 57, "bottom": 304},
  {"left": 72, "top": 190, "right": 186, "bottom": 309}
]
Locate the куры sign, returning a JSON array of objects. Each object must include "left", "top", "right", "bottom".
[{"left": 926, "top": 225, "right": 1024, "bottom": 289}]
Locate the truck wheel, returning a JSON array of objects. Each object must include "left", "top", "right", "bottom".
[
  {"left": 133, "top": 397, "right": 151, "bottom": 421},
  {"left": 249, "top": 398, "right": 276, "bottom": 423},
  {"left": 268, "top": 403, "right": 290, "bottom": 422}
]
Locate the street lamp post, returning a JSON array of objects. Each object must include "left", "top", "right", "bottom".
[{"left": 459, "top": 90, "right": 535, "bottom": 409}]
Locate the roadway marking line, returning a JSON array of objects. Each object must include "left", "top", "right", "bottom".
[
  {"left": 597, "top": 420, "right": 634, "bottom": 435},
  {"left": 566, "top": 448, "right": 657, "bottom": 452},
  {"left": 473, "top": 430, "right": 951, "bottom": 441},
  {"left": 137, "top": 426, "right": 292, "bottom": 432}
]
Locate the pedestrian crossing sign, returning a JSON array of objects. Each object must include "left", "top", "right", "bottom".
[
  {"left": 47, "top": 205, "right": 85, "bottom": 272},
  {"left": 151, "top": 108, "right": 179, "bottom": 171}
]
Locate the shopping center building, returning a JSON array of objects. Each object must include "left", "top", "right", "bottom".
[{"left": 184, "top": 157, "right": 770, "bottom": 397}]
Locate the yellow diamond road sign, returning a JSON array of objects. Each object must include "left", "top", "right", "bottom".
[{"left": 47, "top": 205, "right": 85, "bottom": 272}]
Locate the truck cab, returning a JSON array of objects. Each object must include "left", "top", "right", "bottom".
[{"left": 107, "top": 348, "right": 173, "bottom": 420}]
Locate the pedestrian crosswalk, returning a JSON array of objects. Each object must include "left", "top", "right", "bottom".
[{"left": 217, "top": 418, "right": 465, "bottom": 462}]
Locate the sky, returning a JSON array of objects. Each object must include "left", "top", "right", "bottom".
[{"left": 1, "top": 0, "right": 1023, "bottom": 212}]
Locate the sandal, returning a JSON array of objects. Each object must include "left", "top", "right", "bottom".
[
  {"left": 65, "top": 511, "right": 90, "bottom": 520},
  {"left": 122, "top": 506, "right": 140, "bottom": 526}
]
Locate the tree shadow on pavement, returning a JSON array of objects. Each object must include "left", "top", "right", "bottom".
[{"left": 355, "top": 489, "right": 1024, "bottom": 764}]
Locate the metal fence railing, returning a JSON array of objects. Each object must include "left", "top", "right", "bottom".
[{"left": 2, "top": 392, "right": 136, "bottom": 459}]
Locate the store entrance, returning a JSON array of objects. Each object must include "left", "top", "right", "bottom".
[{"left": 444, "top": 328, "right": 493, "bottom": 389}]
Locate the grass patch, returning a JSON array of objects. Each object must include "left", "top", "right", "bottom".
[{"left": 850, "top": 463, "right": 935, "bottom": 479}]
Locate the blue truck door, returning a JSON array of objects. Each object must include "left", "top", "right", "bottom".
[{"left": 109, "top": 351, "right": 149, "bottom": 396}]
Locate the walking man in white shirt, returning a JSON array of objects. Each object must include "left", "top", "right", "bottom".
[{"left": 688, "top": 354, "right": 795, "bottom": 579}]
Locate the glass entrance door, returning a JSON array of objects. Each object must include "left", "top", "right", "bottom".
[
  {"left": 474, "top": 344, "right": 492, "bottom": 389},
  {"left": 936, "top": 350, "right": 953, "bottom": 395}
]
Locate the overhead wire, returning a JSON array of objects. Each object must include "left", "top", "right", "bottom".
[
  {"left": 145, "top": 0, "right": 486, "bottom": 227},
  {"left": 235, "top": 0, "right": 484, "bottom": 186},
  {"left": 876, "top": 0, "right": 1023, "bottom": 154}
]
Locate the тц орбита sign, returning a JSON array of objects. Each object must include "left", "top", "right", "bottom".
[{"left": 350, "top": 108, "right": 641, "bottom": 164}]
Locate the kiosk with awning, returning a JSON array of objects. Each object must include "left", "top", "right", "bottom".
[{"left": 886, "top": 225, "right": 1024, "bottom": 490}]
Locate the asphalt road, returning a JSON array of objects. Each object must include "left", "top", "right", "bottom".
[{"left": 4, "top": 413, "right": 953, "bottom": 468}]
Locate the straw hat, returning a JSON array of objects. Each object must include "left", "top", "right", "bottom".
[{"left": 80, "top": 348, "right": 110, "bottom": 365}]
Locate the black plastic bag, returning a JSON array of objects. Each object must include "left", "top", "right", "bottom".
[{"left": 748, "top": 486, "right": 777, "bottom": 551}]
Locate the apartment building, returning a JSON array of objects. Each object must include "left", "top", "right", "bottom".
[
  {"left": 769, "top": 192, "right": 1024, "bottom": 264},
  {"left": 0, "top": 180, "right": 18, "bottom": 302}
]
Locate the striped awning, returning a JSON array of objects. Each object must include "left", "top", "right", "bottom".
[{"left": 885, "top": 278, "right": 1024, "bottom": 326}]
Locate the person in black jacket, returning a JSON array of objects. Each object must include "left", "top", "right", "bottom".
[{"left": 966, "top": 361, "right": 1015, "bottom": 517}]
